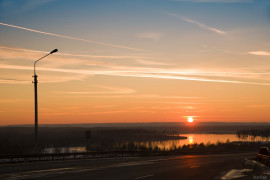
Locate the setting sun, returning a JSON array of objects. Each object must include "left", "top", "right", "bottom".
[{"left": 188, "top": 117, "right": 194, "bottom": 123}]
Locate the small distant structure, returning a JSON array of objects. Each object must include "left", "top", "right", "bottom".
[
  {"left": 85, "top": 130, "right": 92, "bottom": 151},
  {"left": 232, "top": 141, "right": 270, "bottom": 145}
]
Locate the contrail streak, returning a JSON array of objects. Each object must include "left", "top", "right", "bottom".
[
  {"left": 0, "top": 22, "right": 143, "bottom": 51},
  {"left": 0, "top": 45, "right": 157, "bottom": 59},
  {"left": 1, "top": 64, "right": 270, "bottom": 86},
  {"left": 248, "top": 51, "right": 270, "bottom": 56},
  {"left": 164, "top": 12, "right": 226, "bottom": 35}
]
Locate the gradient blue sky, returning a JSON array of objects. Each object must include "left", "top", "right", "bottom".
[{"left": 0, "top": 0, "right": 270, "bottom": 125}]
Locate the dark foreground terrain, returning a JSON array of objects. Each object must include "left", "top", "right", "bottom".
[
  {"left": 2, "top": 122, "right": 270, "bottom": 154},
  {"left": 0, "top": 152, "right": 268, "bottom": 180}
]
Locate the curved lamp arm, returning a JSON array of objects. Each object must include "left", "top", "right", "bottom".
[{"left": 34, "top": 49, "right": 58, "bottom": 75}]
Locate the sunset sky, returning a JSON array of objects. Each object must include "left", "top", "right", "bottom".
[{"left": 1, "top": 0, "right": 270, "bottom": 125}]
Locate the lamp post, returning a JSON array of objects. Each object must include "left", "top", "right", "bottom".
[{"left": 33, "top": 49, "right": 58, "bottom": 149}]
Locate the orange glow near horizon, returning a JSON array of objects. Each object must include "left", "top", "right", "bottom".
[
  {"left": 1, "top": 1, "right": 270, "bottom": 125},
  {"left": 188, "top": 117, "right": 194, "bottom": 123}
]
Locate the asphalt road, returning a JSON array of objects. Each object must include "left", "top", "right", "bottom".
[{"left": 0, "top": 153, "right": 269, "bottom": 180}]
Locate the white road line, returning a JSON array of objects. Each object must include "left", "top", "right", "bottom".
[
  {"left": 0, "top": 160, "right": 156, "bottom": 179},
  {"left": 0, "top": 157, "right": 138, "bottom": 167},
  {"left": 135, "top": 174, "right": 154, "bottom": 179},
  {"left": 221, "top": 169, "right": 253, "bottom": 180},
  {"left": 0, "top": 152, "right": 255, "bottom": 167},
  {"left": 0, "top": 153, "right": 256, "bottom": 179},
  {"left": 0, "top": 167, "right": 79, "bottom": 180}
]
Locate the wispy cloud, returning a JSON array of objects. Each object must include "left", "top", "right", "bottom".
[
  {"left": 0, "top": 46, "right": 91, "bottom": 67},
  {"left": 41, "top": 112, "right": 70, "bottom": 116},
  {"left": 0, "top": 22, "right": 142, "bottom": 51},
  {"left": 0, "top": 99, "right": 25, "bottom": 103},
  {"left": 1, "top": 0, "right": 56, "bottom": 10},
  {"left": 79, "top": 110, "right": 129, "bottom": 115},
  {"left": 136, "top": 59, "right": 173, "bottom": 66},
  {"left": 136, "top": 32, "right": 162, "bottom": 40},
  {"left": 0, "top": 0, "right": 57, "bottom": 15},
  {"left": 39, "top": 108, "right": 129, "bottom": 115},
  {"left": 111, "top": 72, "right": 270, "bottom": 86},
  {"left": 21, "top": 0, "right": 56, "bottom": 11},
  {"left": 248, "top": 51, "right": 270, "bottom": 56},
  {"left": 0, "top": 71, "right": 88, "bottom": 84},
  {"left": 0, "top": 45, "right": 158, "bottom": 60},
  {"left": 66, "top": 94, "right": 200, "bottom": 99},
  {"left": 1, "top": 63, "right": 270, "bottom": 86},
  {"left": 247, "top": 104, "right": 270, "bottom": 108},
  {"left": 1, "top": 46, "right": 270, "bottom": 86},
  {"left": 0, "top": 79, "right": 29, "bottom": 84},
  {"left": 91, "top": 105, "right": 116, "bottom": 109},
  {"left": 164, "top": 12, "right": 226, "bottom": 35},
  {"left": 173, "top": 0, "right": 252, "bottom": 3},
  {"left": 63, "top": 85, "right": 136, "bottom": 94}
]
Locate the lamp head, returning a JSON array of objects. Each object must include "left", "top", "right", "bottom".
[{"left": 50, "top": 49, "right": 58, "bottom": 54}]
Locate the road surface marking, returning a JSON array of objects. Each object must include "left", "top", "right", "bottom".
[
  {"left": 0, "top": 153, "right": 256, "bottom": 179},
  {"left": 221, "top": 169, "right": 253, "bottom": 180},
  {"left": 135, "top": 174, "right": 154, "bottom": 179},
  {"left": 0, "top": 161, "right": 156, "bottom": 179},
  {"left": 190, "top": 165, "right": 199, "bottom": 168},
  {"left": 0, "top": 167, "right": 78, "bottom": 180},
  {"left": 0, "top": 157, "right": 137, "bottom": 167},
  {"left": 0, "top": 152, "right": 255, "bottom": 167},
  {"left": 0, "top": 167, "right": 75, "bottom": 176}
]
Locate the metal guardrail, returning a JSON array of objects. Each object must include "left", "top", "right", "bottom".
[
  {"left": 0, "top": 151, "right": 172, "bottom": 164},
  {"left": 2, "top": 150, "right": 253, "bottom": 164}
]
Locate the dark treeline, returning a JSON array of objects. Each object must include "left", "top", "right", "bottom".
[
  {"left": 5, "top": 123, "right": 270, "bottom": 133},
  {"left": 115, "top": 141, "right": 264, "bottom": 154},
  {"left": 0, "top": 127, "right": 186, "bottom": 154},
  {"left": 2, "top": 125, "right": 269, "bottom": 154},
  {"left": 237, "top": 129, "right": 270, "bottom": 141}
]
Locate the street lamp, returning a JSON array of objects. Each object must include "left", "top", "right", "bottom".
[{"left": 33, "top": 49, "right": 58, "bottom": 149}]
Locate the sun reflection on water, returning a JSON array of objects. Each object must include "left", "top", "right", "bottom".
[{"left": 189, "top": 136, "right": 194, "bottom": 145}]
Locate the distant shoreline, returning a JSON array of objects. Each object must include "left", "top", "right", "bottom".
[{"left": 3, "top": 122, "right": 270, "bottom": 128}]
